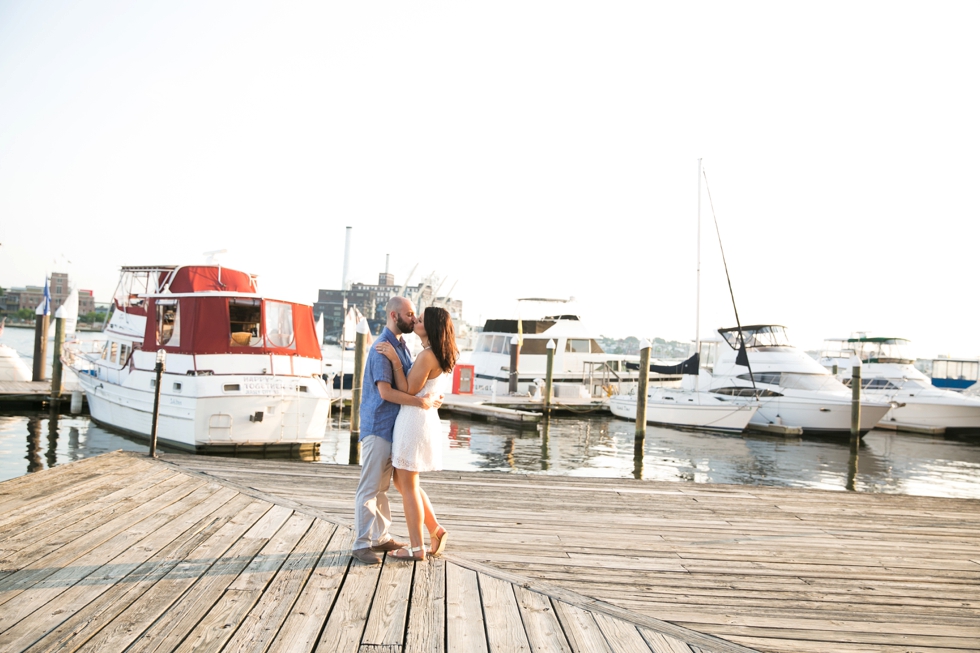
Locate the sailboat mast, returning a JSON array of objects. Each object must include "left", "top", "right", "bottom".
[{"left": 695, "top": 158, "right": 702, "bottom": 359}]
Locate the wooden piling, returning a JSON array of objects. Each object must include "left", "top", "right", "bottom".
[
  {"left": 544, "top": 340, "right": 555, "bottom": 415},
  {"left": 349, "top": 319, "right": 370, "bottom": 464},
  {"left": 31, "top": 312, "right": 49, "bottom": 382},
  {"left": 50, "top": 313, "right": 65, "bottom": 399},
  {"left": 635, "top": 340, "right": 651, "bottom": 437},
  {"left": 850, "top": 364, "right": 861, "bottom": 437},
  {"left": 508, "top": 336, "right": 519, "bottom": 394},
  {"left": 149, "top": 351, "right": 165, "bottom": 458}
]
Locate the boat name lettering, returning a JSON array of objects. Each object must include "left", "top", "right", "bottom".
[{"left": 242, "top": 377, "right": 297, "bottom": 394}]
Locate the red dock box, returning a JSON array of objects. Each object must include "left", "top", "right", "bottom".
[{"left": 452, "top": 364, "right": 475, "bottom": 394}]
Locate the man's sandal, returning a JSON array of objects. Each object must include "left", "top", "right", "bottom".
[{"left": 389, "top": 545, "right": 425, "bottom": 561}]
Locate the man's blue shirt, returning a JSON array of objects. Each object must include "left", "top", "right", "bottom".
[{"left": 359, "top": 327, "right": 414, "bottom": 442}]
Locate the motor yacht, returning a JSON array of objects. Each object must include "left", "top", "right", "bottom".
[
  {"left": 63, "top": 265, "right": 332, "bottom": 453},
  {"left": 706, "top": 325, "right": 890, "bottom": 434},
  {"left": 469, "top": 300, "right": 664, "bottom": 398},
  {"left": 820, "top": 337, "right": 980, "bottom": 432}
]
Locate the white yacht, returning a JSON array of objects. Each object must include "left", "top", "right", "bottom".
[
  {"left": 64, "top": 265, "right": 332, "bottom": 453},
  {"left": 609, "top": 380, "right": 759, "bottom": 433},
  {"left": 469, "top": 301, "right": 669, "bottom": 398},
  {"left": 706, "top": 325, "right": 890, "bottom": 434},
  {"left": 820, "top": 337, "right": 980, "bottom": 432}
]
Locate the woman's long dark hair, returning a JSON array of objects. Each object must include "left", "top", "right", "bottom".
[{"left": 424, "top": 307, "right": 459, "bottom": 373}]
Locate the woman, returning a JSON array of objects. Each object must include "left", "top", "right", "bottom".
[{"left": 375, "top": 306, "right": 457, "bottom": 561}]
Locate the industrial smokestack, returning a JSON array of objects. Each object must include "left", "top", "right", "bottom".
[
  {"left": 342, "top": 226, "right": 352, "bottom": 291},
  {"left": 385, "top": 253, "right": 390, "bottom": 276}
]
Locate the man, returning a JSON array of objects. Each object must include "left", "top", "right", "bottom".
[{"left": 352, "top": 296, "right": 442, "bottom": 564}]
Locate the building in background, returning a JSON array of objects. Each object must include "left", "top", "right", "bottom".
[
  {"left": 315, "top": 269, "right": 463, "bottom": 338},
  {"left": 1, "top": 272, "right": 97, "bottom": 316}
]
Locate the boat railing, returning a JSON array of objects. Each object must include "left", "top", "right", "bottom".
[
  {"left": 62, "top": 339, "right": 105, "bottom": 374},
  {"left": 584, "top": 361, "right": 622, "bottom": 397}
]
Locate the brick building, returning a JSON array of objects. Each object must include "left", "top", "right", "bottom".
[{"left": 1, "top": 273, "right": 96, "bottom": 315}]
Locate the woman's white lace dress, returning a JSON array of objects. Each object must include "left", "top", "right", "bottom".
[{"left": 391, "top": 374, "right": 446, "bottom": 472}]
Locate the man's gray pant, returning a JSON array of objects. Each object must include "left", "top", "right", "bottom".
[{"left": 354, "top": 435, "right": 394, "bottom": 551}]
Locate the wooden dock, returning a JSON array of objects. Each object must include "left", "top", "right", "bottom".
[
  {"left": 168, "top": 454, "right": 980, "bottom": 653},
  {"left": 0, "top": 379, "right": 83, "bottom": 409},
  {"left": 0, "top": 451, "right": 760, "bottom": 653}
]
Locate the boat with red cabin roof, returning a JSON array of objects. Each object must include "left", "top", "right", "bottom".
[{"left": 63, "top": 264, "right": 331, "bottom": 454}]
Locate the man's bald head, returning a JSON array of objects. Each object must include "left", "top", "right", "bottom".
[{"left": 386, "top": 296, "right": 416, "bottom": 335}]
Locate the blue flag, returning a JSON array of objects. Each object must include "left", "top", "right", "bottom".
[{"left": 41, "top": 277, "right": 51, "bottom": 316}]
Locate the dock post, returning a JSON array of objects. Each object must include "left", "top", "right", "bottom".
[
  {"left": 508, "top": 336, "right": 520, "bottom": 394},
  {"left": 349, "top": 318, "right": 370, "bottom": 465},
  {"left": 850, "top": 363, "right": 862, "bottom": 437},
  {"left": 149, "top": 350, "right": 166, "bottom": 458},
  {"left": 544, "top": 340, "right": 555, "bottom": 415},
  {"left": 540, "top": 417, "right": 550, "bottom": 471},
  {"left": 51, "top": 310, "right": 66, "bottom": 400},
  {"left": 32, "top": 307, "right": 50, "bottom": 382},
  {"left": 635, "top": 339, "right": 651, "bottom": 437}
]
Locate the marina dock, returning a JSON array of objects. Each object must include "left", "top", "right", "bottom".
[
  {"left": 0, "top": 379, "right": 83, "bottom": 409},
  {"left": 2, "top": 451, "right": 978, "bottom": 652}
]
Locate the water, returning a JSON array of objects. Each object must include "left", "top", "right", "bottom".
[{"left": 2, "top": 411, "right": 979, "bottom": 499}]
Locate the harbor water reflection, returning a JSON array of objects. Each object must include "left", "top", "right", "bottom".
[{"left": 2, "top": 411, "right": 979, "bottom": 499}]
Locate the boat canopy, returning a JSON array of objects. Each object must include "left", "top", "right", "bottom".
[
  {"left": 140, "top": 294, "right": 320, "bottom": 359},
  {"left": 164, "top": 266, "right": 257, "bottom": 294},
  {"left": 482, "top": 319, "right": 559, "bottom": 334},
  {"left": 719, "top": 325, "right": 791, "bottom": 350}
]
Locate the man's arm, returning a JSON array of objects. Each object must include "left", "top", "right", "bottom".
[{"left": 376, "top": 381, "right": 443, "bottom": 410}]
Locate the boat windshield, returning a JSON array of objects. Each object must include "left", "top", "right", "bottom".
[
  {"left": 720, "top": 325, "right": 792, "bottom": 350},
  {"left": 851, "top": 338, "right": 913, "bottom": 364}
]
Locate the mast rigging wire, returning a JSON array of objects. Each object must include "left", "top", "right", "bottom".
[{"left": 701, "top": 167, "right": 757, "bottom": 393}]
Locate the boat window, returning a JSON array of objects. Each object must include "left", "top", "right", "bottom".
[
  {"left": 519, "top": 339, "right": 550, "bottom": 355},
  {"left": 712, "top": 386, "right": 783, "bottom": 397},
  {"left": 566, "top": 339, "right": 591, "bottom": 353},
  {"left": 224, "top": 384, "right": 241, "bottom": 392},
  {"left": 933, "top": 360, "right": 947, "bottom": 378},
  {"left": 119, "top": 343, "right": 129, "bottom": 365},
  {"left": 230, "top": 299, "right": 262, "bottom": 347},
  {"left": 265, "top": 301, "right": 295, "bottom": 348},
  {"left": 491, "top": 335, "right": 507, "bottom": 354},
  {"left": 720, "top": 326, "right": 791, "bottom": 350},
  {"left": 109, "top": 341, "right": 118, "bottom": 363},
  {"left": 738, "top": 372, "right": 781, "bottom": 385},
  {"left": 476, "top": 335, "right": 492, "bottom": 352},
  {"left": 156, "top": 300, "right": 180, "bottom": 347},
  {"left": 101, "top": 342, "right": 109, "bottom": 359}
]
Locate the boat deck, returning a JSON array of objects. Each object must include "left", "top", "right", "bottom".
[{"left": 0, "top": 451, "right": 757, "bottom": 653}]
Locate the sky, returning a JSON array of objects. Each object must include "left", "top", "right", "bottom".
[{"left": 1, "top": 1, "right": 978, "bottom": 358}]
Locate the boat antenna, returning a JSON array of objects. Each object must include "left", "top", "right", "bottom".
[
  {"left": 695, "top": 158, "right": 701, "bottom": 361},
  {"left": 702, "top": 166, "right": 756, "bottom": 393}
]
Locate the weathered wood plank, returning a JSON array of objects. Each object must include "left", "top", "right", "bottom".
[
  {"left": 478, "top": 573, "right": 531, "bottom": 652},
  {"left": 360, "top": 554, "right": 414, "bottom": 649},
  {"left": 513, "top": 586, "right": 572, "bottom": 653},
  {"left": 316, "top": 557, "right": 384, "bottom": 653},
  {"left": 72, "top": 499, "right": 274, "bottom": 653},
  {"left": 222, "top": 518, "right": 336, "bottom": 653},
  {"left": 21, "top": 490, "right": 252, "bottom": 653},
  {"left": 639, "top": 627, "right": 695, "bottom": 653},
  {"left": 592, "top": 612, "right": 654, "bottom": 652},
  {"left": 405, "top": 557, "right": 446, "bottom": 653},
  {"left": 265, "top": 527, "right": 354, "bottom": 653},
  {"left": 0, "top": 481, "right": 231, "bottom": 648},
  {"left": 445, "top": 562, "right": 488, "bottom": 653},
  {"left": 553, "top": 600, "right": 613, "bottom": 653},
  {"left": 172, "top": 511, "right": 312, "bottom": 652}
]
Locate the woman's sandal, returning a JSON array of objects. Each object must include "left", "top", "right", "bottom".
[
  {"left": 429, "top": 528, "right": 449, "bottom": 557},
  {"left": 389, "top": 545, "right": 425, "bottom": 561}
]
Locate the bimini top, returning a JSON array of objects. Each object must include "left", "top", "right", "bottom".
[
  {"left": 162, "top": 266, "right": 258, "bottom": 294},
  {"left": 845, "top": 336, "right": 910, "bottom": 345},
  {"left": 718, "top": 325, "right": 792, "bottom": 350}
]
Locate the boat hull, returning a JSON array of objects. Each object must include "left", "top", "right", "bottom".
[
  {"left": 609, "top": 394, "right": 759, "bottom": 433},
  {"left": 749, "top": 396, "right": 890, "bottom": 434},
  {"left": 76, "top": 369, "right": 330, "bottom": 452}
]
